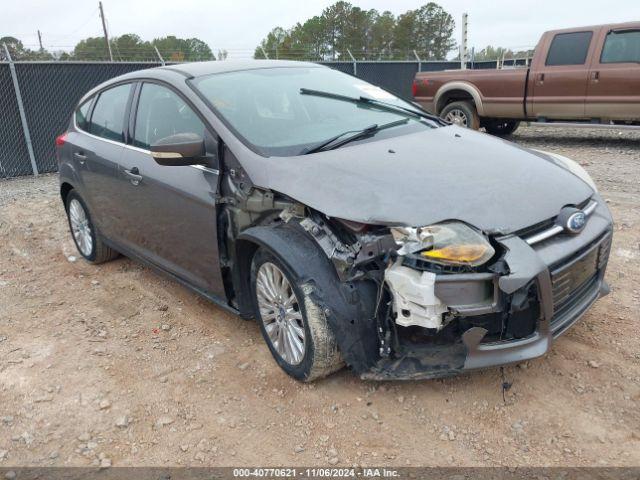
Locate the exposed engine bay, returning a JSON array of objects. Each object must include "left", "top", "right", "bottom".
[{"left": 212, "top": 146, "right": 615, "bottom": 381}]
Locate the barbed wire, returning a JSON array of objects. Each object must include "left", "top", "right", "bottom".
[{"left": 1, "top": 42, "right": 536, "bottom": 63}]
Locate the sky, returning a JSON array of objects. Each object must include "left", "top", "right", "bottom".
[{"left": 2, "top": 0, "right": 639, "bottom": 58}]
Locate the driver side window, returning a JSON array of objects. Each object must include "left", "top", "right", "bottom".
[{"left": 133, "top": 83, "right": 207, "bottom": 150}]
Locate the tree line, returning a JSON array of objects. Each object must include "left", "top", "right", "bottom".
[
  {"left": 0, "top": 34, "right": 225, "bottom": 61},
  {"left": 253, "top": 1, "right": 457, "bottom": 61}
]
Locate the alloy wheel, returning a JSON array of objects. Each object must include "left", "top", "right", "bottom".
[
  {"left": 69, "top": 198, "right": 93, "bottom": 257},
  {"left": 444, "top": 108, "right": 468, "bottom": 126},
  {"left": 256, "top": 262, "right": 306, "bottom": 365}
]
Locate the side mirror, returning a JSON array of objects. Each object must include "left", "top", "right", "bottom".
[{"left": 150, "top": 133, "right": 205, "bottom": 166}]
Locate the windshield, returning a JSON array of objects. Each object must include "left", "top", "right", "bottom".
[{"left": 191, "top": 66, "right": 438, "bottom": 156}]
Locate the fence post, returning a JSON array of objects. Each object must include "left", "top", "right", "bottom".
[
  {"left": 3, "top": 43, "right": 38, "bottom": 177},
  {"left": 413, "top": 50, "right": 422, "bottom": 72},
  {"left": 347, "top": 49, "right": 357, "bottom": 76},
  {"left": 153, "top": 46, "right": 165, "bottom": 66}
]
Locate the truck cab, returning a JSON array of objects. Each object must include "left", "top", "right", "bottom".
[{"left": 413, "top": 22, "right": 640, "bottom": 134}]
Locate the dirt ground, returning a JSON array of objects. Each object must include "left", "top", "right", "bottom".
[{"left": 1, "top": 125, "right": 639, "bottom": 468}]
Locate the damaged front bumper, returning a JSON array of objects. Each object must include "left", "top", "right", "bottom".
[{"left": 359, "top": 198, "right": 613, "bottom": 381}]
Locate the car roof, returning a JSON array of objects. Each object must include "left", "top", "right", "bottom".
[
  {"left": 80, "top": 60, "right": 325, "bottom": 102},
  {"left": 159, "top": 60, "right": 323, "bottom": 78}
]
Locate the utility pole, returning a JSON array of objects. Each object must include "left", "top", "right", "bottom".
[
  {"left": 98, "top": 2, "right": 113, "bottom": 61},
  {"left": 460, "top": 12, "right": 468, "bottom": 70},
  {"left": 37, "top": 30, "right": 43, "bottom": 51}
]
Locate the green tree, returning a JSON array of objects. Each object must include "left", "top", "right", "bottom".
[
  {"left": 370, "top": 11, "right": 396, "bottom": 59},
  {"left": 72, "top": 36, "right": 112, "bottom": 60},
  {"left": 185, "top": 38, "right": 215, "bottom": 61},
  {"left": 0, "top": 36, "right": 52, "bottom": 60},
  {"left": 394, "top": 3, "right": 455, "bottom": 59},
  {"left": 112, "top": 34, "right": 154, "bottom": 61},
  {"left": 253, "top": 27, "right": 288, "bottom": 59},
  {"left": 152, "top": 36, "right": 214, "bottom": 61},
  {"left": 252, "top": 2, "right": 456, "bottom": 61}
]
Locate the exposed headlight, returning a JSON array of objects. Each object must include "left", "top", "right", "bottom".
[
  {"left": 390, "top": 221, "right": 495, "bottom": 266},
  {"left": 536, "top": 150, "right": 598, "bottom": 193}
]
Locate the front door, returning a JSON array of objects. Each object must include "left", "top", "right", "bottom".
[
  {"left": 586, "top": 28, "right": 640, "bottom": 120},
  {"left": 531, "top": 30, "right": 595, "bottom": 119},
  {"left": 115, "top": 82, "right": 225, "bottom": 297}
]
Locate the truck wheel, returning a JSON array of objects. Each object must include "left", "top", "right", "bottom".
[
  {"left": 440, "top": 101, "right": 480, "bottom": 130},
  {"left": 250, "top": 247, "right": 343, "bottom": 382},
  {"left": 483, "top": 119, "right": 520, "bottom": 137}
]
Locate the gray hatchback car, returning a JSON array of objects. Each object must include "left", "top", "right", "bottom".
[{"left": 57, "top": 60, "right": 613, "bottom": 381}]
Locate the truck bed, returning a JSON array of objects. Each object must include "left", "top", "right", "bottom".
[{"left": 414, "top": 68, "right": 529, "bottom": 118}]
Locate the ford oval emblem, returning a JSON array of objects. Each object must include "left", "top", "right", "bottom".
[{"left": 566, "top": 211, "right": 586, "bottom": 234}]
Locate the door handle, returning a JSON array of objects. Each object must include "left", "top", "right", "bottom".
[
  {"left": 123, "top": 167, "right": 142, "bottom": 186},
  {"left": 73, "top": 152, "right": 87, "bottom": 165},
  {"left": 537, "top": 73, "right": 545, "bottom": 83},
  {"left": 591, "top": 71, "right": 600, "bottom": 82}
]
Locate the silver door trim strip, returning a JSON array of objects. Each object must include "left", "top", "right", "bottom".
[{"left": 73, "top": 118, "right": 219, "bottom": 175}]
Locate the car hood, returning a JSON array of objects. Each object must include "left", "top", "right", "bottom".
[{"left": 255, "top": 125, "right": 594, "bottom": 234}]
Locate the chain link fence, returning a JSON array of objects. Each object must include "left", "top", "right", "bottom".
[{"left": 0, "top": 58, "right": 511, "bottom": 179}]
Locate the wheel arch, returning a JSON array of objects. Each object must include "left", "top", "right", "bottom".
[
  {"left": 60, "top": 181, "right": 75, "bottom": 206},
  {"left": 235, "top": 222, "right": 379, "bottom": 373},
  {"left": 434, "top": 82, "right": 485, "bottom": 116}
]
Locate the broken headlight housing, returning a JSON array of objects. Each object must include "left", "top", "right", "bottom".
[{"left": 391, "top": 221, "right": 495, "bottom": 267}]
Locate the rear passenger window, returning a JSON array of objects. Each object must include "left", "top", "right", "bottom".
[
  {"left": 601, "top": 30, "right": 640, "bottom": 63},
  {"left": 546, "top": 32, "right": 593, "bottom": 66},
  {"left": 75, "top": 100, "right": 92, "bottom": 131},
  {"left": 133, "top": 83, "right": 206, "bottom": 149},
  {"left": 89, "top": 84, "right": 131, "bottom": 142}
]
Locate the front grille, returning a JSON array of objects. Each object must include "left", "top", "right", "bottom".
[
  {"left": 515, "top": 198, "right": 592, "bottom": 240},
  {"left": 551, "top": 246, "right": 599, "bottom": 309},
  {"left": 549, "top": 231, "right": 612, "bottom": 325}
]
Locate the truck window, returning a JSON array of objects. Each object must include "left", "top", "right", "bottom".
[
  {"left": 601, "top": 30, "right": 640, "bottom": 63},
  {"left": 545, "top": 31, "right": 593, "bottom": 66}
]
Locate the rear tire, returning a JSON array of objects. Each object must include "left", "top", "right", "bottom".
[
  {"left": 440, "top": 101, "right": 480, "bottom": 130},
  {"left": 250, "top": 248, "right": 342, "bottom": 382},
  {"left": 65, "top": 190, "right": 119, "bottom": 264},
  {"left": 482, "top": 119, "right": 520, "bottom": 137}
]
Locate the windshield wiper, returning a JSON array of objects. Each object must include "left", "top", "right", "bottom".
[
  {"left": 299, "top": 88, "right": 444, "bottom": 125},
  {"left": 301, "top": 118, "right": 409, "bottom": 155}
]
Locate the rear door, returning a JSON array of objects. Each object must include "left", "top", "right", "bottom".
[
  {"left": 531, "top": 30, "right": 596, "bottom": 119},
  {"left": 70, "top": 83, "right": 133, "bottom": 239},
  {"left": 115, "top": 81, "right": 225, "bottom": 297},
  {"left": 586, "top": 27, "right": 640, "bottom": 120}
]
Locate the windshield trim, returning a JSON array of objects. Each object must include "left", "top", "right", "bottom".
[{"left": 187, "top": 66, "right": 438, "bottom": 157}]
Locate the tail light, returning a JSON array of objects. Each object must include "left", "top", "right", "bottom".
[
  {"left": 55, "top": 132, "right": 67, "bottom": 146},
  {"left": 412, "top": 80, "right": 418, "bottom": 97}
]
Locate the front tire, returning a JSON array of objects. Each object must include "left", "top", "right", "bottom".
[
  {"left": 250, "top": 248, "right": 342, "bottom": 382},
  {"left": 440, "top": 100, "right": 480, "bottom": 130},
  {"left": 65, "top": 190, "right": 118, "bottom": 264}
]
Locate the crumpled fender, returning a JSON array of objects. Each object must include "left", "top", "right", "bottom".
[{"left": 237, "top": 223, "right": 379, "bottom": 373}]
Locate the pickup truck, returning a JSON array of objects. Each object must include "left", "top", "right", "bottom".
[{"left": 413, "top": 22, "right": 640, "bottom": 135}]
